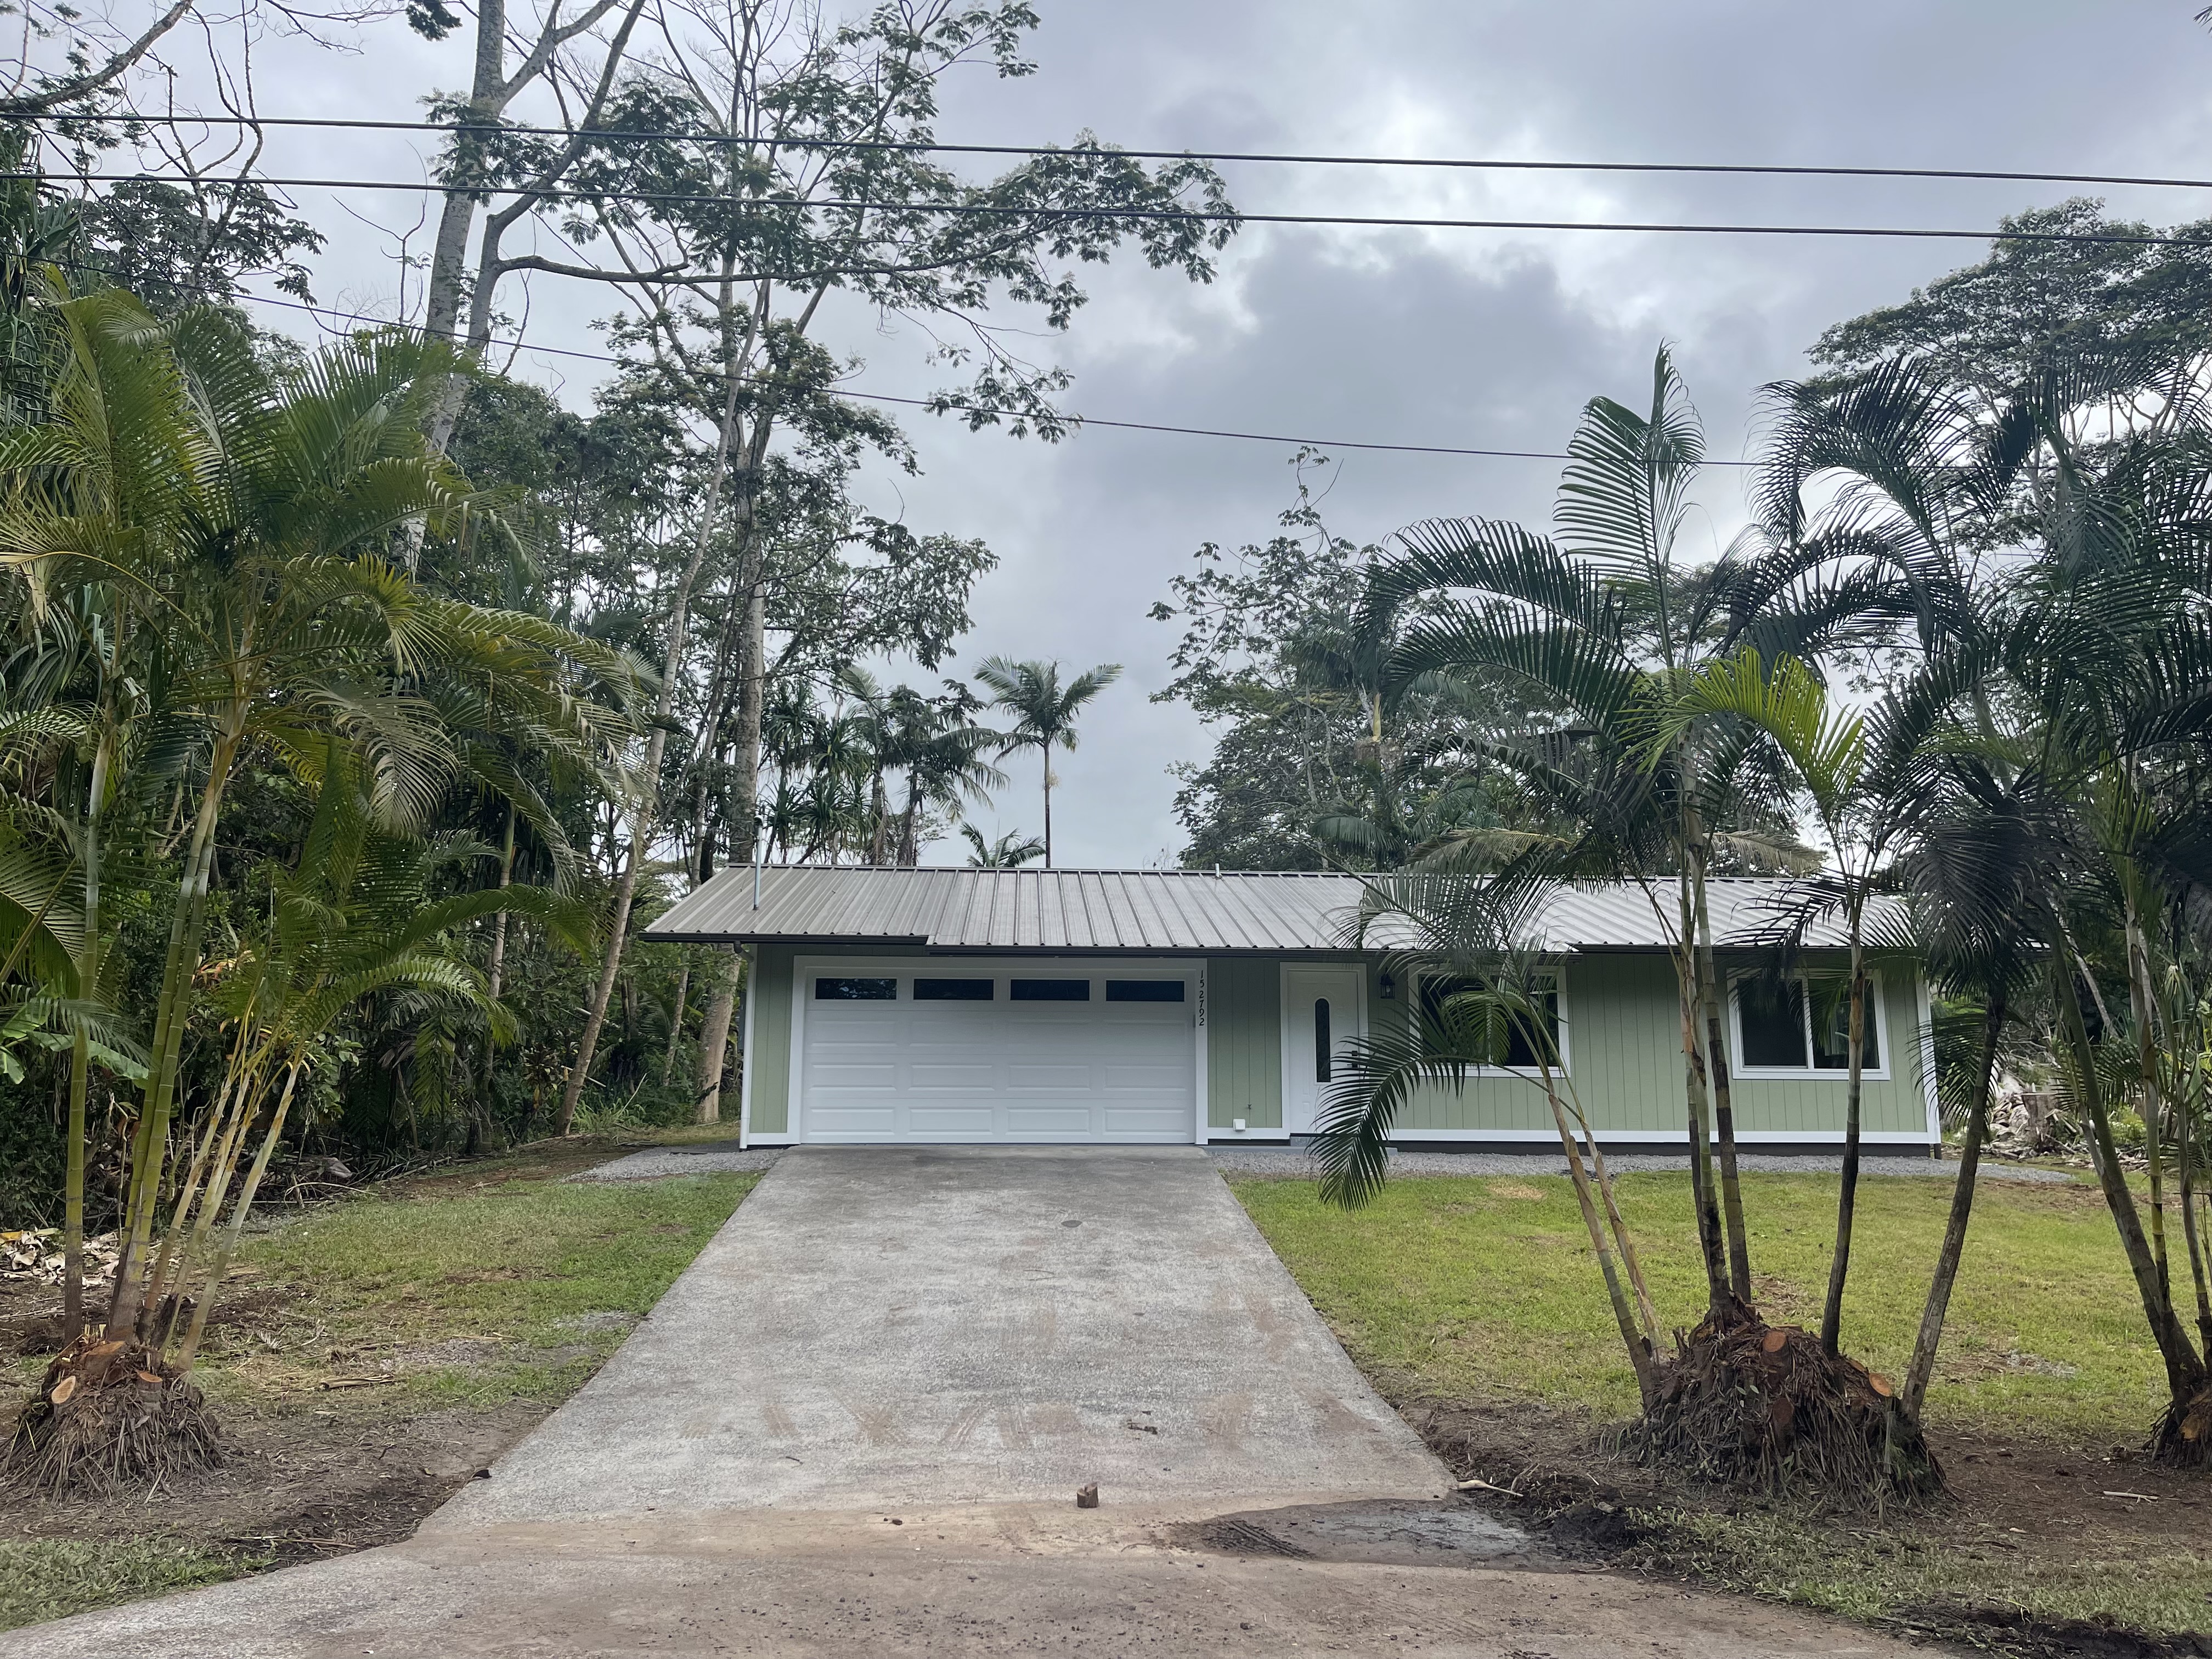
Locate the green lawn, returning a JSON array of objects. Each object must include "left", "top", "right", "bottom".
[
  {"left": 209, "top": 1163, "right": 760, "bottom": 1406},
  {"left": 1, "top": 1153, "right": 757, "bottom": 1633},
  {"left": 1235, "top": 1166, "right": 2211, "bottom": 1644},
  {"left": 1233, "top": 1169, "right": 2162, "bottom": 1443}
]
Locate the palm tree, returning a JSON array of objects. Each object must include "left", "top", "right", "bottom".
[
  {"left": 0, "top": 292, "right": 637, "bottom": 1358},
  {"left": 1313, "top": 869, "right": 1662, "bottom": 1407},
  {"left": 1361, "top": 345, "right": 1890, "bottom": 1323},
  {"left": 961, "top": 823, "right": 1046, "bottom": 868},
  {"left": 149, "top": 737, "right": 585, "bottom": 1378},
  {"left": 974, "top": 657, "right": 1122, "bottom": 867}
]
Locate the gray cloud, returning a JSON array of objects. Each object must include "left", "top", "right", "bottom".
[{"left": 165, "top": 0, "right": 2212, "bottom": 862}]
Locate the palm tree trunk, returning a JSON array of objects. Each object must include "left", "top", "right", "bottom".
[
  {"left": 1820, "top": 930, "right": 1867, "bottom": 1355},
  {"left": 62, "top": 740, "right": 106, "bottom": 1341},
  {"left": 2124, "top": 901, "right": 2176, "bottom": 1308},
  {"left": 1041, "top": 749, "right": 1052, "bottom": 868},
  {"left": 176, "top": 1058, "right": 301, "bottom": 1373},
  {"left": 2058, "top": 946, "right": 2209, "bottom": 1404},
  {"left": 1541, "top": 1058, "right": 1655, "bottom": 1408},
  {"left": 1674, "top": 877, "right": 1731, "bottom": 1317},
  {"left": 1904, "top": 998, "right": 2003, "bottom": 1419},
  {"left": 1691, "top": 847, "right": 1753, "bottom": 1306},
  {"left": 106, "top": 726, "right": 239, "bottom": 1340}
]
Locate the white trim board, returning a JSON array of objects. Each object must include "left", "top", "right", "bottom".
[{"left": 1327, "top": 1127, "right": 1940, "bottom": 1146}]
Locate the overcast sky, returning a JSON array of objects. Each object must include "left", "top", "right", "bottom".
[{"left": 95, "top": 0, "right": 2212, "bottom": 864}]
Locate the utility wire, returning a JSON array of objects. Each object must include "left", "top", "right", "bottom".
[
  {"left": 24, "top": 110, "right": 2212, "bottom": 195},
  {"left": 150, "top": 276, "right": 1754, "bottom": 465},
  {"left": 18, "top": 171, "right": 2212, "bottom": 247}
]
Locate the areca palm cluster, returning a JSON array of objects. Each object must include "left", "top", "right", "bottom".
[
  {"left": 0, "top": 287, "right": 639, "bottom": 1483},
  {"left": 1323, "top": 339, "right": 2212, "bottom": 1479}
]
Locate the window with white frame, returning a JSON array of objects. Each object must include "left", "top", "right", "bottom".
[
  {"left": 1418, "top": 970, "right": 1566, "bottom": 1071},
  {"left": 1730, "top": 973, "right": 1884, "bottom": 1076}
]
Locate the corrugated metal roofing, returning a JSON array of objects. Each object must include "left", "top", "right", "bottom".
[{"left": 646, "top": 867, "right": 1885, "bottom": 955}]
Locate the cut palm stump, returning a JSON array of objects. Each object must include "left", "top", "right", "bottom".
[{"left": 4, "top": 1331, "right": 222, "bottom": 1494}]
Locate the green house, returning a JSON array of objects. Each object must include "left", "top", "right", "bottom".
[{"left": 646, "top": 868, "right": 1937, "bottom": 1153}]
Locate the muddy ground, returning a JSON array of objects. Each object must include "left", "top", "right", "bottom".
[
  {"left": 0, "top": 1279, "right": 550, "bottom": 1569},
  {"left": 1411, "top": 1392, "right": 2212, "bottom": 1658}
]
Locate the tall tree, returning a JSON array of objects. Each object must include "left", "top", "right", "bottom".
[
  {"left": 974, "top": 656, "right": 1119, "bottom": 868},
  {"left": 545, "top": 0, "right": 1231, "bottom": 1130}
]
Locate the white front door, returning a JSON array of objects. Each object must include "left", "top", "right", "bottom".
[{"left": 1282, "top": 964, "right": 1367, "bottom": 1135}]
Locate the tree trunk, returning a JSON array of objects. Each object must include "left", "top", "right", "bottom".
[
  {"left": 1692, "top": 849, "right": 1753, "bottom": 1306},
  {"left": 1820, "top": 930, "right": 1868, "bottom": 1356},
  {"left": 1673, "top": 875, "right": 1730, "bottom": 1317},
  {"left": 106, "top": 728, "right": 239, "bottom": 1339},
  {"left": 1041, "top": 751, "right": 1053, "bottom": 868},
  {"left": 2059, "top": 950, "right": 2209, "bottom": 1402},
  {"left": 62, "top": 740, "right": 106, "bottom": 1341},
  {"left": 556, "top": 353, "right": 748, "bottom": 1135},
  {"left": 695, "top": 948, "right": 745, "bottom": 1124},
  {"left": 661, "top": 962, "right": 691, "bottom": 1084},
  {"left": 176, "top": 1059, "right": 301, "bottom": 1373},
  {"left": 1543, "top": 1063, "right": 1655, "bottom": 1408},
  {"left": 1903, "top": 998, "right": 2004, "bottom": 1419}
]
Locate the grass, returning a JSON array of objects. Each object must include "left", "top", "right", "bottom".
[
  {"left": 1234, "top": 1167, "right": 2212, "bottom": 1646},
  {"left": 1233, "top": 1169, "right": 2164, "bottom": 1442},
  {"left": 208, "top": 1164, "right": 760, "bottom": 1405},
  {"left": 0, "top": 1538, "right": 263, "bottom": 1632},
  {"left": 1, "top": 1148, "right": 758, "bottom": 1632},
  {"left": 1645, "top": 1509, "right": 2212, "bottom": 1638}
]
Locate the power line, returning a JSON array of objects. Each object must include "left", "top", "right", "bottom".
[
  {"left": 25, "top": 110, "right": 2212, "bottom": 195},
  {"left": 20, "top": 171, "right": 2212, "bottom": 247},
  {"left": 182, "top": 278, "right": 1757, "bottom": 465}
]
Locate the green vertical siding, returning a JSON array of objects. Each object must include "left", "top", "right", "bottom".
[
  {"left": 1205, "top": 956, "right": 1282, "bottom": 1130},
  {"left": 740, "top": 941, "right": 1929, "bottom": 1143},
  {"left": 1374, "top": 952, "right": 1931, "bottom": 1139},
  {"left": 744, "top": 942, "right": 796, "bottom": 1137}
]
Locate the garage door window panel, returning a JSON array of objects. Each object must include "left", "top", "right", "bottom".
[
  {"left": 915, "top": 978, "right": 995, "bottom": 1000},
  {"left": 816, "top": 977, "right": 898, "bottom": 1000},
  {"left": 1012, "top": 978, "right": 1091, "bottom": 1001},
  {"left": 1105, "top": 980, "right": 1184, "bottom": 1002}
]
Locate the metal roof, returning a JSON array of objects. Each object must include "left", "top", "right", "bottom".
[{"left": 646, "top": 867, "right": 1883, "bottom": 955}]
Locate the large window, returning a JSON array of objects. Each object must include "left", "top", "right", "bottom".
[
  {"left": 1731, "top": 974, "right": 1883, "bottom": 1075},
  {"left": 1419, "top": 973, "right": 1562, "bottom": 1070}
]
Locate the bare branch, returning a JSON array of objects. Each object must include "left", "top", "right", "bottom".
[{"left": 0, "top": 0, "right": 198, "bottom": 115}]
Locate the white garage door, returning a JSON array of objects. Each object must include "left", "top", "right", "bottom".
[{"left": 797, "top": 961, "right": 1197, "bottom": 1143}]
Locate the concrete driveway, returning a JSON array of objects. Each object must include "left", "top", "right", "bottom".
[
  {"left": 7, "top": 1149, "right": 1922, "bottom": 1657},
  {"left": 439, "top": 1145, "right": 1444, "bottom": 1521}
]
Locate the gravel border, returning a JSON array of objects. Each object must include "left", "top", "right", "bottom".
[
  {"left": 572, "top": 1144, "right": 783, "bottom": 1181},
  {"left": 1206, "top": 1147, "right": 2079, "bottom": 1182}
]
